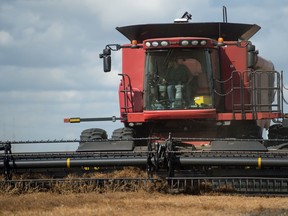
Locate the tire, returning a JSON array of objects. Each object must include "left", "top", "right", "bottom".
[
  {"left": 77, "top": 128, "right": 136, "bottom": 152},
  {"left": 267, "top": 124, "right": 288, "bottom": 147},
  {"left": 111, "top": 127, "right": 134, "bottom": 139},
  {"left": 268, "top": 124, "right": 288, "bottom": 139},
  {"left": 80, "top": 128, "right": 108, "bottom": 141},
  {"left": 229, "top": 120, "right": 262, "bottom": 139}
]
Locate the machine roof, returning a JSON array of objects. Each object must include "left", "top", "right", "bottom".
[{"left": 116, "top": 22, "right": 261, "bottom": 43}]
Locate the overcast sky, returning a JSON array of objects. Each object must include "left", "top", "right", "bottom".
[{"left": 1, "top": 0, "right": 288, "bottom": 152}]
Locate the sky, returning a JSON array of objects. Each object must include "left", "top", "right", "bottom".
[{"left": 1, "top": 0, "right": 288, "bottom": 152}]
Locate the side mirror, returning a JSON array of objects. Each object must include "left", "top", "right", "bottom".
[
  {"left": 103, "top": 55, "right": 111, "bottom": 72},
  {"left": 99, "top": 45, "right": 121, "bottom": 72},
  {"left": 99, "top": 48, "right": 111, "bottom": 72},
  {"left": 103, "top": 48, "right": 111, "bottom": 56},
  {"left": 247, "top": 44, "right": 258, "bottom": 69}
]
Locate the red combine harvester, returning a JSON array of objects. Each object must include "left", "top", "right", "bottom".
[{"left": 2, "top": 11, "right": 288, "bottom": 194}]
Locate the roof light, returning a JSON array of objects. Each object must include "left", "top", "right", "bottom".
[
  {"left": 200, "top": 40, "right": 207, "bottom": 45},
  {"left": 131, "top": 40, "right": 138, "bottom": 48},
  {"left": 145, "top": 42, "right": 151, "bottom": 47},
  {"left": 191, "top": 40, "right": 199, "bottom": 45},
  {"left": 218, "top": 37, "right": 224, "bottom": 43},
  {"left": 217, "top": 37, "right": 225, "bottom": 46},
  {"left": 181, "top": 40, "right": 189, "bottom": 46},
  {"left": 161, "top": 41, "right": 169, "bottom": 46},
  {"left": 152, "top": 41, "right": 159, "bottom": 47}
]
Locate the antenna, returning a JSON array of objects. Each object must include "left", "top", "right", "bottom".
[
  {"left": 174, "top": 11, "right": 192, "bottom": 23},
  {"left": 181, "top": 12, "right": 192, "bottom": 20},
  {"left": 219, "top": 6, "right": 228, "bottom": 38},
  {"left": 223, "top": 6, "right": 228, "bottom": 23}
]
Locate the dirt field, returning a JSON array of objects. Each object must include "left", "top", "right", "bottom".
[{"left": 0, "top": 192, "right": 288, "bottom": 216}]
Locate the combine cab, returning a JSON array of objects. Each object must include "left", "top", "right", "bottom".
[{"left": 2, "top": 11, "right": 288, "bottom": 194}]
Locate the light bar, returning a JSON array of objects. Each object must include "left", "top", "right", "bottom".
[
  {"left": 144, "top": 40, "right": 170, "bottom": 48},
  {"left": 145, "top": 39, "right": 208, "bottom": 48}
]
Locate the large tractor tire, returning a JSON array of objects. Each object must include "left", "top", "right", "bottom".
[
  {"left": 77, "top": 127, "right": 135, "bottom": 152},
  {"left": 111, "top": 127, "right": 134, "bottom": 140},
  {"left": 77, "top": 128, "right": 108, "bottom": 151},
  {"left": 229, "top": 120, "right": 262, "bottom": 139},
  {"left": 111, "top": 127, "right": 137, "bottom": 150},
  {"left": 267, "top": 124, "right": 288, "bottom": 147},
  {"left": 80, "top": 128, "right": 108, "bottom": 141}
]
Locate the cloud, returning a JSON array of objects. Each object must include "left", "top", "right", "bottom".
[{"left": 0, "top": 31, "right": 13, "bottom": 45}]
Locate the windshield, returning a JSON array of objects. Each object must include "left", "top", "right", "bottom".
[{"left": 144, "top": 48, "right": 219, "bottom": 110}]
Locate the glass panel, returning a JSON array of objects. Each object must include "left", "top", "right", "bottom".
[
  {"left": 144, "top": 49, "right": 217, "bottom": 110},
  {"left": 209, "top": 48, "right": 222, "bottom": 109}
]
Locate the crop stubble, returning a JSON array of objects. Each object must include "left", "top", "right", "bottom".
[
  {"left": 0, "top": 192, "right": 288, "bottom": 216},
  {"left": 0, "top": 168, "right": 288, "bottom": 215}
]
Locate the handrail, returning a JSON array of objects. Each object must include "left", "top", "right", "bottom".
[
  {"left": 118, "top": 74, "right": 134, "bottom": 114},
  {"left": 213, "top": 70, "right": 282, "bottom": 119}
]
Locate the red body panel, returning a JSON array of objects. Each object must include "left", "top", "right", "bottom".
[
  {"left": 220, "top": 42, "right": 251, "bottom": 111},
  {"left": 119, "top": 47, "right": 145, "bottom": 116},
  {"left": 127, "top": 109, "right": 217, "bottom": 122},
  {"left": 121, "top": 47, "right": 145, "bottom": 91}
]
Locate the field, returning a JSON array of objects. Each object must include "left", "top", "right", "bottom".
[
  {"left": 1, "top": 168, "right": 288, "bottom": 215},
  {"left": 0, "top": 192, "right": 288, "bottom": 216}
]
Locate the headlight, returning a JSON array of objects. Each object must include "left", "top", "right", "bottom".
[
  {"left": 161, "top": 41, "right": 169, "bottom": 46},
  {"left": 145, "top": 42, "right": 151, "bottom": 47},
  {"left": 191, "top": 40, "right": 199, "bottom": 45},
  {"left": 181, "top": 40, "right": 189, "bottom": 46},
  {"left": 152, "top": 41, "right": 159, "bottom": 47},
  {"left": 200, "top": 40, "right": 207, "bottom": 45}
]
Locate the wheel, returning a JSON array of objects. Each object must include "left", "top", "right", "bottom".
[
  {"left": 267, "top": 124, "right": 288, "bottom": 147},
  {"left": 80, "top": 128, "right": 108, "bottom": 141},
  {"left": 229, "top": 120, "right": 262, "bottom": 139},
  {"left": 111, "top": 127, "right": 139, "bottom": 150},
  {"left": 77, "top": 128, "right": 108, "bottom": 151},
  {"left": 111, "top": 127, "right": 134, "bottom": 139},
  {"left": 268, "top": 124, "right": 288, "bottom": 139}
]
